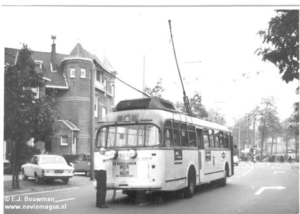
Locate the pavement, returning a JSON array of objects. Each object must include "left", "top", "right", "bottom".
[{"left": 3, "top": 172, "right": 94, "bottom": 196}]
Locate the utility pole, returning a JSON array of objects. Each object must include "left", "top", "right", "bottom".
[
  {"left": 143, "top": 55, "right": 146, "bottom": 98},
  {"left": 238, "top": 119, "right": 241, "bottom": 158},
  {"left": 90, "top": 64, "right": 95, "bottom": 181}
]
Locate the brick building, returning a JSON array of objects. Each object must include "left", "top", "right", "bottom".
[{"left": 4, "top": 38, "right": 116, "bottom": 156}]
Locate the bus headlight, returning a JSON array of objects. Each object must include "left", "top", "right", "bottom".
[{"left": 129, "top": 150, "right": 137, "bottom": 158}]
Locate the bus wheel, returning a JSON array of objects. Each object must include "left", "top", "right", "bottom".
[
  {"left": 184, "top": 168, "right": 196, "bottom": 198},
  {"left": 219, "top": 167, "right": 228, "bottom": 187}
]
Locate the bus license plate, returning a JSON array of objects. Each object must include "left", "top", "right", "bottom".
[{"left": 114, "top": 162, "right": 137, "bottom": 177}]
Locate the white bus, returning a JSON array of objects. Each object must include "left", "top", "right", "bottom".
[{"left": 95, "top": 97, "right": 234, "bottom": 198}]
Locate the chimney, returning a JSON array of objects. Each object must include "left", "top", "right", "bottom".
[{"left": 51, "top": 35, "right": 56, "bottom": 70}]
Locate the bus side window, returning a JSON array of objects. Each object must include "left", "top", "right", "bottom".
[
  {"left": 164, "top": 121, "right": 173, "bottom": 147},
  {"left": 97, "top": 127, "right": 107, "bottom": 148},
  {"left": 173, "top": 122, "right": 180, "bottom": 147},
  {"left": 203, "top": 129, "right": 210, "bottom": 148},
  {"left": 188, "top": 125, "right": 196, "bottom": 147},
  {"left": 196, "top": 129, "right": 204, "bottom": 149},
  {"left": 224, "top": 133, "right": 229, "bottom": 148},
  {"left": 219, "top": 132, "right": 224, "bottom": 148},
  {"left": 180, "top": 123, "right": 189, "bottom": 147},
  {"left": 214, "top": 130, "right": 220, "bottom": 148},
  {"left": 208, "top": 130, "right": 214, "bottom": 148}
]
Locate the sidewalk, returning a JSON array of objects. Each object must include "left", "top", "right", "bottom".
[{"left": 3, "top": 173, "right": 93, "bottom": 196}]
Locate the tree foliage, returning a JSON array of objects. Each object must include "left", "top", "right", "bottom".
[
  {"left": 144, "top": 78, "right": 165, "bottom": 98},
  {"left": 256, "top": 10, "right": 299, "bottom": 83},
  {"left": 207, "top": 109, "right": 226, "bottom": 125},
  {"left": 175, "top": 91, "right": 208, "bottom": 119},
  {"left": 4, "top": 45, "right": 56, "bottom": 188}
]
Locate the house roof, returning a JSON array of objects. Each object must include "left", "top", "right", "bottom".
[
  {"left": 56, "top": 120, "right": 79, "bottom": 131},
  {"left": 4, "top": 43, "right": 116, "bottom": 89},
  {"left": 4, "top": 48, "right": 69, "bottom": 88},
  {"left": 64, "top": 43, "right": 115, "bottom": 73}
]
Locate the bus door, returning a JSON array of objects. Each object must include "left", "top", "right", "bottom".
[
  {"left": 196, "top": 128, "right": 205, "bottom": 184},
  {"left": 203, "top": 129, "right": 223, "bottom": 181}
]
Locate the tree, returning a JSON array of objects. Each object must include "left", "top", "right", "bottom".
[
  {"left": 175, "top": 91, "right": 208, "bottom": 119},
  {"left": 207, "top": 109, "right": 226, "bottom": 125},
  {"left": 256, "top": 10, "right": 299, "bottom": 83},
  {"left": 4, "top": 45, "right": 56, "bottom": 189},
  {"left": 257, "top": 97, "right": 278, "bottom": 157},
  {"left": 144, "top": 78, "right": 165, "bottom": 98},
  {"left": 289, "top": 99, "right": 299, "bottom": 161}
]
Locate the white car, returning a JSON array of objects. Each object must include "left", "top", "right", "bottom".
[
  {"left": 21, "top": 155, "right": 74, "bottom": 184},
  {"left": 233, "top": 155, "right": 239, "bottom": 166}
]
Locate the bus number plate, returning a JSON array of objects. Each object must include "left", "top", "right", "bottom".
[{"left": 114, "top": 162, "right": 137, "bottom": 177}]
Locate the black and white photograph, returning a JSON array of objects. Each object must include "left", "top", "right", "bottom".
[{"left": 1, "top": 1, "right": 299, "bottom": 214}]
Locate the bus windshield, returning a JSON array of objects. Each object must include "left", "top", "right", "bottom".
[{"left": 97, "top": 124, "right": 161, "bottom": 148}]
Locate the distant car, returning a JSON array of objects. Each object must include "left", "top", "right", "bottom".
[
  {"left": 3, "top": 160, "right": 12, "bottom": 174},
  {"left": 71, "top": 154, "right": 91, "bottom": 176},
  {"left": 21, "top": 155, "right": 74, "bottom": 184},
  {"left": 233, "top": 155, "right": 239, "bottom": 166}
]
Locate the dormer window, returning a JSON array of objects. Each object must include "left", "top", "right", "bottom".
[
  {"left": 70, "top": 68, "right": 75, "bottom": 78},
  {"left": 50, "top": 63, "right": 57, "bottom": 72},
  {"left": 80, "top": 68, "right": 86, "bottom": 78},
  {"left": 34, "top": 60, "right": 43, "bottom": 69}
]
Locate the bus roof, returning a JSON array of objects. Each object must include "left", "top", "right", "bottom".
[
  {"left": 102, "top": 98, "right": 230, "bottom": 133},
  {"left": 114, "top": 97, "right": 177, "bottom": 112}
]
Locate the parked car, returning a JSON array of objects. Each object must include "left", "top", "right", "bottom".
[
  {"left": 71, "top": 154, "right": 91, "bottom": 176},
  {"left": 21, "top": 155, "right": 74, "bottom": 184},
  {"left": 233, "top": 155, "right": 239, "bottom": 166},
  {"left": 3, "top": 160, "right": 12, "bottom": 174}
]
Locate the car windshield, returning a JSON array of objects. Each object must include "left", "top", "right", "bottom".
[
  {"left": 97, "top": 124, "right": 161, "bottom": 148},
  {"left": 40, "top": 156, "right": 66, "bottom": 164}
]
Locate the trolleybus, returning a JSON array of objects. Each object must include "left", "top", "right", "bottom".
[{"left": 95, "top": 97, "right": 234, "bottom": 198}]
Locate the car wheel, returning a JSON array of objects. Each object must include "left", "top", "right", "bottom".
[
  {"left": 35, "top": 173, "right": 42, "bottom": 184},
  {"left": 22, "top": 169, "right": 28, "bottom": 180},
  {"left": 62, "top": 178, "right": 69, "bottom": 184},
  {"left": 85, "top": 171, "right": 91, "bottom": 177}
]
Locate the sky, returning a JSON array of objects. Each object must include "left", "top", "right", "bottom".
[{"left": 1, "top": 2, "right": 299, "bottom": 127}]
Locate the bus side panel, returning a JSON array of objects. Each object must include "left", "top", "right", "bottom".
[{"left": 230, "top": 136, "right": 234, "bottom": 176}]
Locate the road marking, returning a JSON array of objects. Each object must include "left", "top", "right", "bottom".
[
  {"left": 255, "top": 186, "right": 286, "bottom": 195},
  {"left": 55, "top": 198, "right": 75, "bottom": 203},
  {"left": 242, "top": 165, "right": 254, "bottom": 176},
  {"left": 274, "top": 171, "right": 286, "bottom": 174},
  {"left": 272, "top": 167, "right": 280, "bottom": 169}
]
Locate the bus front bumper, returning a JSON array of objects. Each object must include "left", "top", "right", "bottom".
[{"left": 107, "top": 181, "right": 163, "bottom": 190}]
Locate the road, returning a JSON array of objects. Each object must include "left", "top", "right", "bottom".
[{"left": 4, "top": 162, "right": 299, "bottom": 214}]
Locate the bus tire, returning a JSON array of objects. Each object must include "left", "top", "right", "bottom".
[
  {"left": 219, "top": 164, "right": 228, "bottom": 187},
  {"left": 184, "top": 167, "right": 196, "bottom": 198}
]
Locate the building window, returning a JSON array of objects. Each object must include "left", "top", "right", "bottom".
[
  {"left": 70, "top": 68, "right": 75, "bottom": 78},
  {"left": 50, "top": 63, "right": 56, "bottom": 72},
  {"left": 103, "top": 78, "right": 107, "bottom": 91},
  {"left": 34, "top": 60, "right": 43, "bottom": 69},
  {"left": 111, "top": 84, "right": 114, "bottom": 97},
  {"left": 96, "top": 70, "right": 102, "bottom": 82},
  {"left": 80, "top": 68, "right": 86, "bottom": 78},
  {"left": 60, "top": 136, "right": 68, "bottom": 146},
  {"left": 95, "top": 96, "right": 99, "bottom": 117},
  {"left": 101, "top": 107, "right": 107, "bottom": 119}
]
